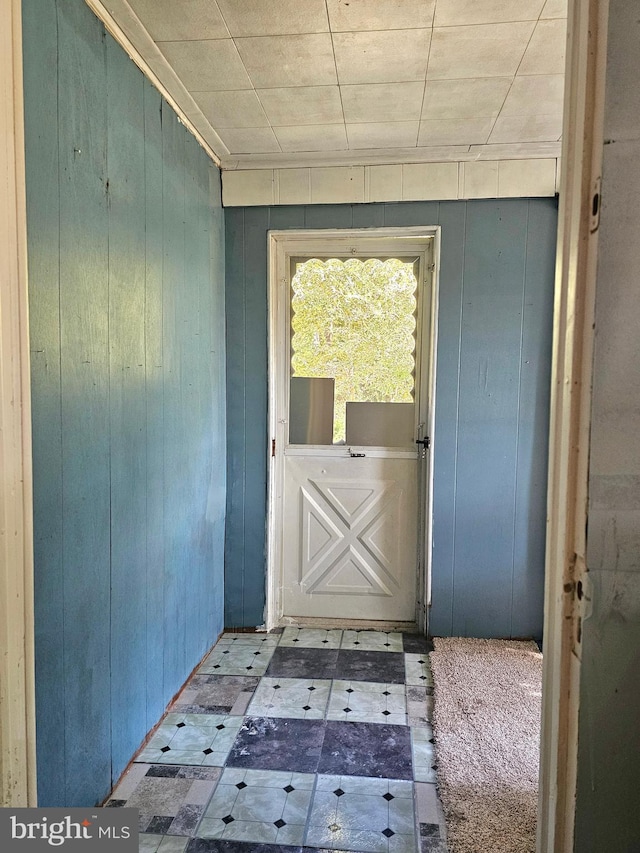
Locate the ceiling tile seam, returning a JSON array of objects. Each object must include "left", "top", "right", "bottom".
[
  {"left": 325, "top": 0, "right": 348, "bottom": 149},
  {"left": 418, "top": 19, "right": 435, "bottom": 142},
  {"left": 484, "top": 15, "right": 541, "bottom": 151}
]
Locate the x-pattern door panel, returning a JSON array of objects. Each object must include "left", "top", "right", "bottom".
[{"left": 282, "top": 456, "right": 417, "bottom": 620}]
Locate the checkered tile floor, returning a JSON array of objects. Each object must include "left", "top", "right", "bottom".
[{"left": 107, "top": 629, "right": 448, "bottom": 853}]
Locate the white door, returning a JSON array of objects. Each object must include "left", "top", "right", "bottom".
[{"left": 268, "top": 229, "right": 437, "bottom": 627}]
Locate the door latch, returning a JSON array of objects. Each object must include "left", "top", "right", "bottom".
[{"left": 415, "top": 437, "right": 431, "bottom": 449}]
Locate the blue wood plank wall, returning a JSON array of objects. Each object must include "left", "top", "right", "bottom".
[
  {"left": 22, "top": 0, "right": 226, "bottom": 807},
  {"left": 224, "top": 200, "right": 556, "bottom": 639}
]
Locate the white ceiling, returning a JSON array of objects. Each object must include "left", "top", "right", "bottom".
[{"left": 103, "top": 0, "right": 567, "bottom": 169}]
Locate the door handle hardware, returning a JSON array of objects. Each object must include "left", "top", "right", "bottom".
[
  {"left": 415, "top": 437, "right": 431, "bottom": 450},
  {"left": 349, "top": 451, "right": 366, "bottom": 457}
]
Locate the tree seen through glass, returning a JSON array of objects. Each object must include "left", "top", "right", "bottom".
[{"left": 291, "top": 257, "right": 417, "bottom": 443}]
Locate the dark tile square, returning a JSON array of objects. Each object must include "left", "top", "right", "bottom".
[
  {"left": 265, "top": 647, "right": 338, "bottom": 679},
  {"left": 226, "top": 716, "right": 325, "bottom": 773},
  {"left": 168, "top": 804, "right": 205, "bottom": 836},
  {"left": 403, "top": 633, "right": 434, "bottom": 654},
  {"left": 146, "top": 765, "right": 181, "bottom": 778},
  {"left": 318, "top": 720, "right": 413, "bottom": 779},
  {"left": 420, "top": 823, "right": 440, "bottom": 838},
  {"left": 105, "top": 799, "right": 126, "bottom": 807},
  {"left": 421, "top": 841, "right": 448, "bottom": 853},
  {"left": 174, "top": 675, "right": 260, "bottom": 714},
  {"left": 334, "top": 650, "right": 406, "bottom": 683},
  {"left": 145, "top": 816, "right": 174, "bottom": 834},
  {"left": 176, "top": 766, "right": 222, "bottom": 780},
  {"left": 187, "top": 840, "right": 302, "bottom": 853}
]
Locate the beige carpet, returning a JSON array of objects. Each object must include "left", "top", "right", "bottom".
[{"left": 430, "top": 638, "right": 543, "bottom": 853}]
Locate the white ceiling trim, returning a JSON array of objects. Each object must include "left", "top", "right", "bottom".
[
  {"left": 86, "top": 0, "right": 226, "bottom": 166},
  {"left": 220, "top": 141, "right": 562, "bottom": 171}
]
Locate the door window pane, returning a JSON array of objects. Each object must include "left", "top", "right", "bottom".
[{"left": 289, "top": 257, "right": 417, "bottom": 446}]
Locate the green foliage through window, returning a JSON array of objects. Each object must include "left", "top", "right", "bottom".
[{"left": 291, "top": 257, "right": 417, "bottom": 443}]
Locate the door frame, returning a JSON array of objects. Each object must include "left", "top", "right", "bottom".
[
  {"left": 266, "top": 227, "right": 440, "bottom": 633},
  {"left": 0, "top": 0, "right": 37, "bottom": 806}
]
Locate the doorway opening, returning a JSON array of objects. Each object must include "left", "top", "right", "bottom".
[{"left": 266, "top": 228, "right": 439, "bottom": 635}]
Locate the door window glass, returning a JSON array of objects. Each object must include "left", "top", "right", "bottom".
[{"left": 289, "top": 257, "right": 418, "bottom": 446}]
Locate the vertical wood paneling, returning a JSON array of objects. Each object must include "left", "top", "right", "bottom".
[
  {"left": 429, "top": 202, "right": 467, "bottom": 638},
  {"left": 224, "top": 199, "right": 556, "bottom": 639},
  {"left": 243, "top": 208, "right": 270, "bottom": 625},
  {"left": 224, "top": 207, "right": 246, "bottom": 627},
  {"left": 106, "top": 35, "right": 148, "bottom": 781},
  {"left": 22, "top": 0, "right": 65, "bottom": 808},
  {"left": 511, "top": 199, "right": 557, "bottom": 638},
  {"left": 142, "top": 78, "right": 166, "bottom": 731},
  {"left": 25, "top": 0, "right": 226, "bottom": 807},
  {"left": 161, "top": 105, "right": 187, "bottom": 699},
  {"left": 453, "top": 201, "right": 528, "bottom": 638},
  {"left": 57, "top": 0, "right": 112, "bottom": 805}
]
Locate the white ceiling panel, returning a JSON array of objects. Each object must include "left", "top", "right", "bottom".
[
  {"left": 217, "top": 126, "right": 281, "bottom": 153},
  {"left": 501, "top": 74, "right": 565, "bottom": 116},
  {"left": 157, "top": 39, "right": 251, "bottom": 91},
  {"left": 434, "top": 0, "right": 545, "bottom": 27},
  {"left": 274, "top": 125, "right": 348, "bottom": 152},
  {"left": 102, "top": 0, "right": 567, "bottom": 169},
  {"left": 236, "top": 33, "right": 337, "bottom": 87},
  {"left": 418, "top": 117, "right": 494, "bottom": 146},
  {"left": 193, "top": 90, "right": 270, "bottom": 128},
  {"left": 333, "top": 29, "right": 432, "bottom": 85},
  {"left": 428, "top": 22, "right": 535, "bottom": 79},
  {"left": 326, "top": 0, "right": 435, "bottom": 32},
  {"left": 489, "top": 113, "right": 563, "bottom": 143},
  {"left": 127, "top": 0, "right": 230, "bottom": 41},
  {"left": 341, "top": 82, "right": 426, "bottom": 124},
  {"left": 258, "top": 86, "right": 343, "bottom": 127},
  {"left": 215, "top": 0, "right": 329, "bottom": 36},
  {"left": 518, "top": 19, "right": 567, "bottom": 75},
  {"left": 346, "top": 122, "right": 420, "bottom": 149},
  {"left": 422, "top": 78, "right": 512, "bottom": 119}
]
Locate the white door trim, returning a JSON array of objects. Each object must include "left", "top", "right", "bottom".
[
  {"left": 266, "top": 227, "right": 439, "bottom": 632},
  {"left": 0, "top": 0, "right": 37, "bottom": 807},
  {"left": 537, "top": 0, "right": 609, "bottom": 850}
]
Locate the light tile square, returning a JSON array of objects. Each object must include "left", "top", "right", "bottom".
[
  {"left": 198, "top": 639, "right": 277, "bottom": 675},
  {"left": 279, "top": 627, "right": 343, "bottom": 648},
  {"left": 333, "top": 29, "right": 432, "bottom": 84},
  {"left": 501, "top": 74, "right": 565, "bottom": 117},
  {"left": 235, "top": 34, "right": 337, "bottom": 87},
  {"left": 341, "top": 631, "right": 404, "bottom": 652},
  {"left": 136, "top": 714, "right": 242, "bottom": 767},
  {"left": 405, "top": 653, "right": 433, "bottom": 686},
  {"left": 199, "top": 767, "right": 314, "bottom": 844},
  {"left": 411, "top": 727, "right": 437, "bottom": 783},
  {"left": 427, "top": 22, "right": 534, "bottom": 79},
  {"left": 216, "top": 127, "right": 281, "bottom": 155},
  {"left": 327, "top": 680, "right": 406, "bottom": 725},
  {"left": 489, "top": 114, "right": 563, "bottom": 144},
  {"left": 247, "top": 677, "right": 331, "bottom": 719}
]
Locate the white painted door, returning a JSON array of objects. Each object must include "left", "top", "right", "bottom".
[{"left": 268, "top": 230, "right": 437, "bottom": 626}]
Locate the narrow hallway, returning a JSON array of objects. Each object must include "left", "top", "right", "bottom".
[{"left": 106, "top": 629, "right": 448, "bottom": 853}]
